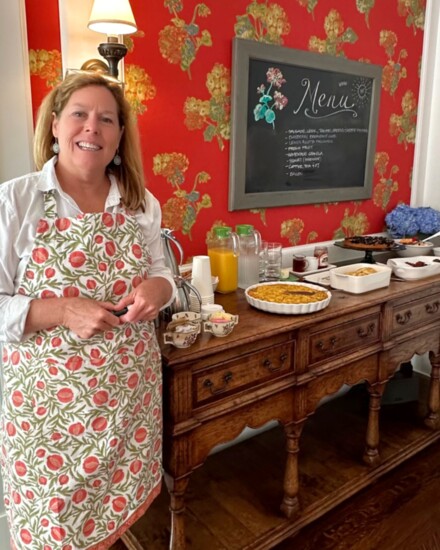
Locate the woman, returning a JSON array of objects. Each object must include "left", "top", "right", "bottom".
[{"left": 0, "top": 72, "right": 176, "bottom": 549}]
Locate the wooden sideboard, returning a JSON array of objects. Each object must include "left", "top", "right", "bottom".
[{"left": 131, "top": 276, "right": 440, "bottom": 549}]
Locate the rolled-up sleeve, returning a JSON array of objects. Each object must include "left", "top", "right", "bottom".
[{"left": 0, "top": 187, "right": 33, "bottom": 343}]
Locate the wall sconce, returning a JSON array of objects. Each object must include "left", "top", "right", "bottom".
[{"left": 87, "top": 0, "right": 137, "bottom": 79}]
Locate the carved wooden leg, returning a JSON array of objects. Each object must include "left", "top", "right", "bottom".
[
  {"left": 164, "top": 473, "right": 190, "bottom": 550},
  {"left": 280, "top": 421, "right": 305, "bottom": 519},
  {"left": 363, "top": 382, "right": 385, "bottom": 467},
  {"left": 120, "top": 529, "right": 145, "bottom": 550},
  {"left": 425, "top": 356, "right": 440, "bottom": 430}
]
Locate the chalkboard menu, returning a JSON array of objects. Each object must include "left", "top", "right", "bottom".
[{"left": 229, "top": 39, "right": 382, "bottom": 210}]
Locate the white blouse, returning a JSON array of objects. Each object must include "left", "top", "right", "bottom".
[{"left": 0, "top": 157, "right": 176, "bottom": 343}]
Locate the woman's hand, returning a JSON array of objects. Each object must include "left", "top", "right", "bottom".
[
  {"left": 24, "top": 297, "right": 121, "bottom": 339},
  {"left": 115, "top": 277, "right": 173, "bottom": 323},
  {"left": 62, "top": 298, "right": 122, "bottom": 338}
]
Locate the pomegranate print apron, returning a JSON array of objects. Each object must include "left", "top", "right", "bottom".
[{"left": 1, "top": 190, "right": 162, "bottom": 549}]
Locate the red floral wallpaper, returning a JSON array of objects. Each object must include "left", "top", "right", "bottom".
[{"left": 25, "top": 0, "right": 425, "bottom": 261}]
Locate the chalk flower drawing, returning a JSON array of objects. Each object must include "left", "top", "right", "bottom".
[
  {"left": 351, "top": 77, "right": 372, "bottom": 107},
  {"left": 254, "top": 67, "right": 288, "bottom": 129}
]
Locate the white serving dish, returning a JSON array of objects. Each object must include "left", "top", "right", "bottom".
[
  {"left": 303, "top": 271, "right": 332, "bottom": 286},
  {"left": 387, "top": 256, "right": 440, "bottom": 280},
  {"left": 394, "top": 239, "right": 434, "bottom": 257},
  {"left": 329, "top": 263, "right": 392, "bottom": 294},
  {"left": 290, "top": 264, "right": 336, "bottom": 278},
  {"left": 245, "top": 282, "right": 331, "bottom": 315}
]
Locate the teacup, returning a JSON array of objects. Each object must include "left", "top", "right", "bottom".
[
  {"left": 200, "top": 304, "right": 224, "bottom": 321},
  {"left": 203, "top": 313, "right": 239, "bottom": 338},
  {"left": 171, "top": 311, "right": 202, "bottom": 324},
  {"left": 163, "top": 321, "right": 201, "bottom": 348}
]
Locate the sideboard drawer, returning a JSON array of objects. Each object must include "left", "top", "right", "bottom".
[
  {"left": 390, "top": 294, "right": 440, "bottom": 335},
  {"left": 193, "top": 341, "right": 293, "bottom": 406},
  {"left": 307, "top": 311, "right": 380, "bottom": 366}
]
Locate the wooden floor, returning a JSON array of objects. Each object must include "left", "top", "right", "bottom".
[
  {"left": 111, "top": 378, "right": 440, "bottom": 550},
  {"left": 274, "top": 438, "right": 440, "bottom": 550}
]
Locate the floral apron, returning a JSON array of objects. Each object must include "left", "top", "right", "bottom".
[{"left": 1, "top": 190, "right": 162, "bottom": 550}]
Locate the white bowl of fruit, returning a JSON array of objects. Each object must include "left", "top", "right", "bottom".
[{"left": 395, "top": 237, "right": 434, "bottom": 257}]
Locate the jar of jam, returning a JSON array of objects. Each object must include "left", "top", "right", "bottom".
[{"left": 314, "top": 246, "right": 329, "bottom": 269}]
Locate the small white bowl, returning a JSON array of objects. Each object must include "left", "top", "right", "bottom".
[
  {"left": 395, "top": 240, "right": 434, "bottom": 257},
  {"left": 433, "top": 247, "right": 440, "bottom": 257}
]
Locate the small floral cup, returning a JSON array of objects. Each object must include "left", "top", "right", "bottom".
[
  {"left": 163, "top": 321, "right": 201, "bottom": 348},
  {"left": 203, "top": 312, "right": 239, "bottom": 338}
]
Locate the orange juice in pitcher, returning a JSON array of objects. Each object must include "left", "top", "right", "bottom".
[{"left": 207, "top": 227, "right": 239, "bottom": 293}]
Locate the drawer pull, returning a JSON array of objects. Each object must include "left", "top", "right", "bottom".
[
  {"left": 263, "top": 358, "right": 277, "bottom": 372},
  {"left": 357, "top": 323, "right": 375, "bottom": 338},
  {"left": 263, "top": 353, "right": 288, "bottom": 372},
  {"left": 396, "top": 310, "right": 412, "bottom": 325},
  {"left": 425, "top": 301, "right": 440, "bottom": 314},
  {"left": 316, "top": 336, "right": 337, "bottom": 352},
  {"left": 203, "top": 372, "right": 233, "bottom": 395}
]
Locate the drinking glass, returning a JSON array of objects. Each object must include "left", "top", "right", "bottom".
[
  {"left": 265, "top": 242, "right": 282, "bottom": 280},
  {"left": 258, "top": 241, "right": 268, "bottom": 282}
]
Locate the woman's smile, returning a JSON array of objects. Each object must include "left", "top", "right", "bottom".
[{"left": 77, "top": 141, "right": 102, "bottom": 151}]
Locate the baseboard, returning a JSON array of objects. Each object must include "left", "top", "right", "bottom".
[{"left": 0, "top": 514, "right": 11, "bottom": 549}]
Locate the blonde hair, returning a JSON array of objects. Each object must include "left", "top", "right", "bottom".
[{"left": 33, "top": 72, "right": 146, "bottom": 211}]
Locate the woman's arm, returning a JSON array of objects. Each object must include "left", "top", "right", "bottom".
[
  {"left": 135, "top": 189, "right": 177, "bottom": 309},
  {"left": 0, "top": 180, "right": 35, "bottom": 343}
]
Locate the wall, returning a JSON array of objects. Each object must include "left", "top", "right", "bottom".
[
  {"left": 411, "top": 0, "right": 440, "bottom": 209},
  {"left": 0, "top": 0, "right": 33, "bottom": 182},
  {"left": 25, "top": 0, "right": 425, "bottom": 261},
  {"left": 0, "top": 0, "right": 33, "bottom": 545}
]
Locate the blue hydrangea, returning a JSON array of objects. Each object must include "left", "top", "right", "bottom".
[
  {"left": 385, "top": 204, "right": 418, "bottom": 237},
  {"left": 385, "top": 204, "right": 440, "bottom": 238},
  {"left": 414, "top": 207, "right": 440, "bottom": 234}
]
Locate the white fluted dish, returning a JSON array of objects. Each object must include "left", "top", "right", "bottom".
[{"left": 245, "top": 282, "right": 331, "bottom": 315}]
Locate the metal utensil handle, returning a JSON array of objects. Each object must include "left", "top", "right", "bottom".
[{"left": 422, "top": 230, "right": 440, "bottom": 242}]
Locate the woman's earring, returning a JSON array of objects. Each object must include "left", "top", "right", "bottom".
[
  {"left": 52, "top": 139, "right": 60, "bottom": 154},
  {"left": 113, "top": 151, "right": 122, "bottom": 166}
]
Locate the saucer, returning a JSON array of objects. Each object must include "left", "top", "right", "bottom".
[{"left": 290, "top": 264, "right": 336, "bottom": 278}]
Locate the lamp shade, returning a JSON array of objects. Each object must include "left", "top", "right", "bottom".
[{"left": 88, "top": 0, "right": 137, "bottom": 35}]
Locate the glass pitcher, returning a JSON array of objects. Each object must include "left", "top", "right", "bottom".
[
  {"left": 207, "top": 226, "right": 239, "bottom": 293},
  {"left": 235, "top": 224, "right": 262, "bottom": 289}
]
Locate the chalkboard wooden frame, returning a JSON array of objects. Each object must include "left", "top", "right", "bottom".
[{"left": 228, "top": 38, "right": 382, "bottom": 210}]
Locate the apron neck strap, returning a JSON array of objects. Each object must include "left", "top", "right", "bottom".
[{"left": 43, "top": 190, "right": 58, "bottom": 220}]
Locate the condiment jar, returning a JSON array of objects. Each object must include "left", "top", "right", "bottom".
[
  {"left": 207, "top": 227, "right": 239, "bottom": 293},
  {"left": 314, "top": 245, "right": 329, "bottom": 269},
  {"left": 235, "top": 224, "right": 262, "bottom": 289}
]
